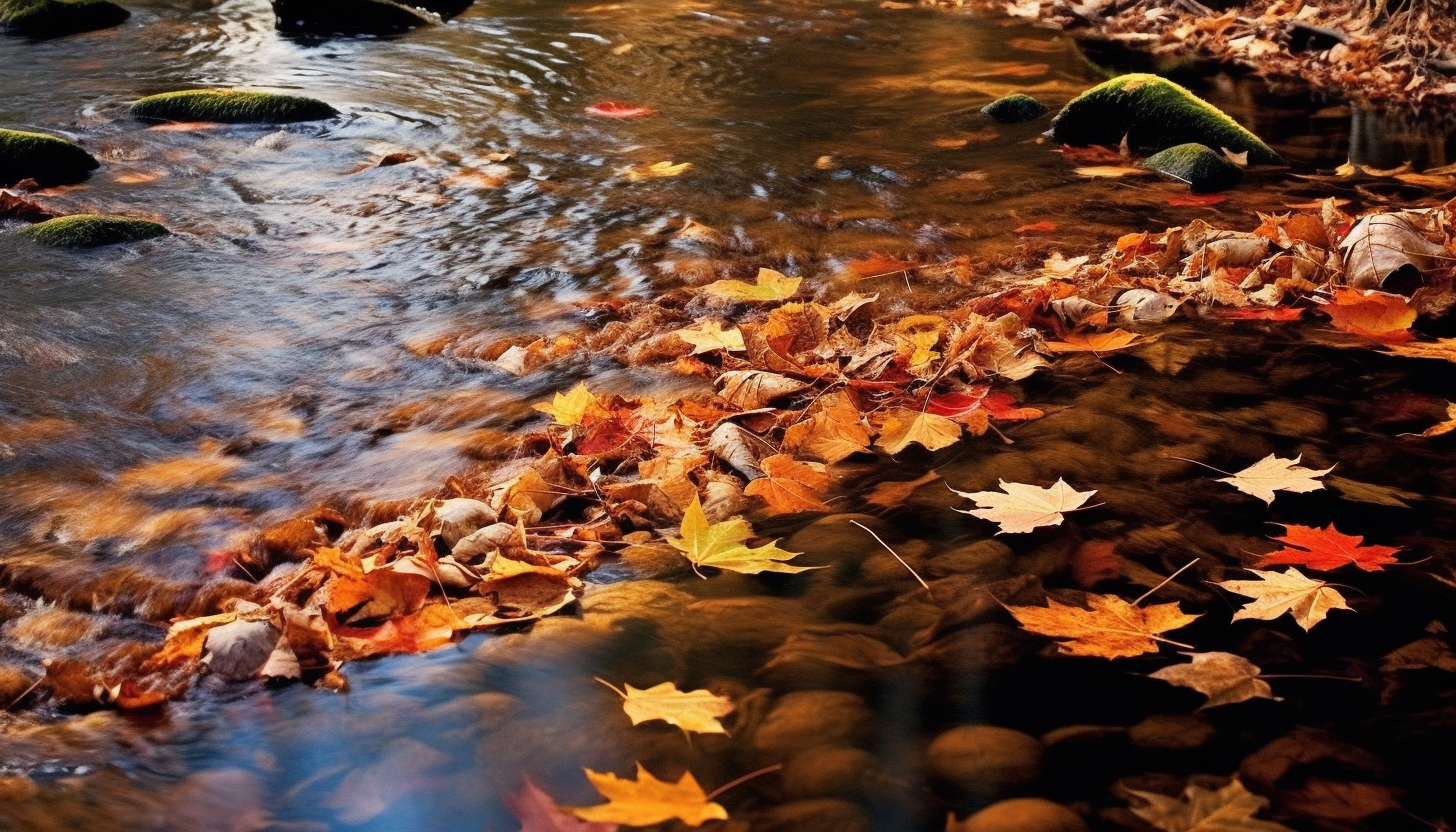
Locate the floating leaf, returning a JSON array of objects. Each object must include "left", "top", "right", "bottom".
[
  {"left": 665, "top": 495, "right": 810, "bottom": 575},
  {"left": 675, "top": 320, "right": 746, "bottom": 355},
  {"left": 743, "top": 454, "right": 832, "bottom": 515},
  {"left": 1256, "top": 523, "right": 1401, "bottom": 572},
  {"left": 1127, "top": 777, "right": 1295, "bottom": 832},
  {"left": 585, "top": 102, "right": 656, "bottom": 118},
  {"left": 875, "top": 408, "right": 963, "bottom": 455},
  {"left": 1384, "top": 338, "right": 1456, "bottom": 363},
  {"left": 1217, "top": 567, "right": 1352, "bottom": 631},
  {"left": 1149, "top": 652, "right": 1280, "bottom": 708},
  {"left": 621, "top": 161, "right": 692, "bottom": 181},
  {"left": 1013, "top": 220, "right": 1057, "bottom": 233},
  {"left": 1042, "top": 328, "right": 1142, "bottom": 353},
  {"left": 1215, "top": 454, "right": 1333, "bottom": 504},
  {"left": 1321, "top": 288, "right": 1415, "bottom": 341},
  {"left": 533, "top": 381, "right": 600, "bottom": 427},
  {"left": 604, "top": 680, "right": 734, "bottom": 735},
  {"left": 952, "top": 478, "right": 1095, "bottom": 534},
  {"left": 701, "top": 268, "right": 802, "bottom": 303},
  {"left": 570, "top": 764, "right": 729, "bottom": 827},
  {"left": 1006, "top": 595, "right": 1198, "bottom": 658}
]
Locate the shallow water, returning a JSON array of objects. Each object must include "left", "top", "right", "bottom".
[{"left": 4, "top": 0, "right": 1456, "bottom": 830}]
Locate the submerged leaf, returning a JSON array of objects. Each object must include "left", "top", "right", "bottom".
[
  {"left": 1149, "top": 652, "right": 1279, "bottom": 708},
  {"left": 1127, "top": 777, "right": 1295, "bottom": 832}
]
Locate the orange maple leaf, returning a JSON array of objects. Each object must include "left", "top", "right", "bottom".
[
  {"left": 1042, "top": 328, "right": 1143, "bottom": 353},
  {"left": 1256, "top": 523, "right": 1401, "bottom": 572},
  {"left": 744, "top": 454, "right": 832, "bottom": 515},
  {"left": 1006, "top": 595, "right": 1199, "bottom": 658},
  {"left": 1321, "top": 288, "right": 1415, "bottom": 342}
]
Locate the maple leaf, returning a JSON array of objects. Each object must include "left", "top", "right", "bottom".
[
  {"left": 865, "top": 471, "right": 941, "bottom": 507},
  {"left": 620, "top": 161, "right": 692, "bottom": 181},
  {"left": 743, "top": 454, "right": 832, "bottom": 515},
  {"left": 1217, "top": 568, "right": 1352, "bottom": 631},
  {"left": 674, "top": 320, "right": 746, "bottom": 355},
  {"left": 952, "top": 478, "right": 1096, "bottom": 534},
  {"left": 585, "top": 101, "right": 655, "bottom": 118},
  {"left": 533, "top": 382, "right": 600, "bottom": 427},
  {"left": 1321, "top": 288, "right": 1415, "bottom": 341},
  {"left": 600, "top": 679, "right": 735, "bottom": 735},
  {"left": 1423, "top": 402, "right": 1456, "bottom": 437},
  {"left": 700, "top": 268, "right": 802, "bottom": 303},
  {"left": 1256, "top": 523, "right": 1401, "bottom": 572},
  {"left": 1042, "top": 328, "right": 1143, "bottom": 353},
  {"left": 1006, "top": 594, "right": 1199, "bottom": 658},
  {"left": 717, "top": 370, "right": 809, "bottom": 409},
  {"left": 1149, "top": 652, "right": 1280, "bottom": 708},
  {"left": 665, "top": 495, "right": 810, "bottom": 576},
  {"left": 507, "top": 777, "right": 618, "bottom": 832},
  {"left": 1127, "top": 777, "right": 1295, "bottom": 832},
  {"left": 781, "top": 395, "right": 871, "bottom": 463},
  {"left": 570, "top": 764, "right": 728, "bottom": 827},
  {"left": 1384, "top": 338, "right": 1456, "bottom": 363},
  {"left": 1215, "top": 455, "right": 1333, "bottom": 504},
  {"left": 875, "top": 408, "right": 963, "bottom": 455}
]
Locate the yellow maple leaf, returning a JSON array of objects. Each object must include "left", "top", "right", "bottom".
[
  {"left": 952, "top": 478, "right": 1096, "bottom": 534},
  {"left": 701, "top": 268, "right": 802, "bottom": 303},
  {"left": 1042, "top": 328, "right": 1143, "bottom": 353},
  {"left": 1006, "top": 595, "right": 1199, "bottom": 658},
  {"left": 743, "top": 454, "right": 832, "bottom": 515},
  {"left": 675, "top": 320, "right": 746, "bottom": 355},
  {"left": 532, "top": 381, "right": 599, "bottom": 427},
  {"left": 599, "top": 679, "right": 735, "bottom": 735},
  {"left": 1216, "top": 567, "right": 1352, "bottom": 631},
  {"left": 665, "top": 495, "right": 810, "bottom": 576},
  {"left": 1215, "top": 454, "right": 1333, "bottom": 505},
  {"left": 875, "top": 408, "right": 962, "bottom": 454},
  {"left": 571, "top": 764, "right": 729, "bottom": 827},
  {"left": 621, "top": 160, "right": 693, "bottom": 181}
]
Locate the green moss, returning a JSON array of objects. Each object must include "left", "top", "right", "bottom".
[
  {"left": 1051, "top": 74, "right": 1281, "bottom": 165},
  {"left": 20, "top": 214, "right": 169, "bottom": 248},
  {"left": 1142, "top": 143, "right": 1243, "bottom": 193},
  {"left": 981, "top": 94, "right": 1047, "bottom": 124},
  {"left": 271, "top": 0, "right": 434, "bottom": 35},
  {"left": 0, "top": 128, "right": 99, "bottom": 187},
  {"left": 131, "top": 89, "right": 338, "bottom": 124},
  {"left": 0, "top": 0, "right": 129, "bottom": 38}
]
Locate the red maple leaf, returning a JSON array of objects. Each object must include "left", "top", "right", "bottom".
[
  {"left": 1013, "top": 221, "right": 1057, "bottom": 234},
  {"left": 926, "top": 386, "right": 1043, "bottom": 422},
  {"left": 585, "top": 102, "right": 656, "bottom": 118},
  {"left": 1256, "top": 523, "right": 1401, "bottom": 572}
]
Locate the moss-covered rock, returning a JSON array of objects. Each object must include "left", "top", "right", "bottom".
[
  {"left": 1051, "top": 73, "right": 1281, "bottom": 165},
  {"left": 19, "top": 214, "right": 169, "bottom": 248},
  {"left": 271, "top": 0, "right": 434, "bottom": 35},
  {"left": 0, "top": 0, "right": 129, "bottom": 39},
  {"left": 1142, "top": 142, "right": 1243, "bottom": 193},
  {"left": 981, "top": 94, "right": 1047, "bottom": 124},
  {"left": 131, "top": 89, "right": 338, "bottom": 124},
  {"left": 0, "top": 128, "right": 99, "bottom": 187}
]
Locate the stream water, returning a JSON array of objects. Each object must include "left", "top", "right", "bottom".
[{"left": 4, "top": 0, "right": 1456, "bottom": 830}]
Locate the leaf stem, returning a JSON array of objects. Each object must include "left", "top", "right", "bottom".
[
  {"left": 593, "top": 677, "right": 629, "bottom": 700},
  {"left": 704, "top": 764, "right": 784, "bottom": 802},
  {"left": 1132, "top": 558, "right": 1200, "bottom": 606},
  {"left": 851, "top": 520, "right": 933, "bottom": 600},
  {"left": 1163, "top": 455, "right": 1234, "bottom": 476}
]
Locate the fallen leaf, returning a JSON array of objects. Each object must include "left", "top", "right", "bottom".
[
  {"left": 1215, "top": 454, "right": 1333, "bottom": 504},
  {"left": 876, "top": 408, "right": 963, "bottom": 455},
  {"left": 1167, "top": 193, "right": 1228, "bottom": 207},
  {"left": 1073, "top": 165, "right": 1150, "bottom": 178},
  {"left": 507, "top": 777, "right": 618, "bottom": 832},
  {"left": 1128, "top": 777, "right": 1294, "bottom": 832},
  {"left": 621, "top": 161, "right": 692, "bottom": 181},
  {"left": 570, "top": 764, "right": 729, "bottom": 827},
  {"left": 847, "top": 253, "right": 918, "bottom": 278},
  {"left": 1422, "top": 402, "right": 1456, "bottom": 437},
  {"left": 744, "top": 454, "right": 832, "bottom": 515},
  {"left": 1069, "top": 540, "right": 1121, "bottom": 588},
  {"left": 533, "top": 382, "right": 600, "bottom": 427},
  {"left": 1340, "top": 211, "right": 1448, "bottom": 290},
  {"left": 1043, "top": 329, "right": 1143, "bottom": 353},
  {"left": 1149, "top": 652, "right": 1280, "bottom": 708},
  {"left": 605, "top": 680, "right": 734, "bottom": 735},
  {"left": 866, "top": 471, "right": 942, "bottom": 507},
  {"left": 1013, "top": 221, "right": 1057, "bottom": 233},
  {"left": 1256, "top": 523, "right": 1401, "bottom": 572},
  {"left": 1006, "top": 594, "right": 1199, "bottom": 658},
  {"left": 1321, "top": 288, "right": 1415, "bottom": 341},
  {"left": 1383, "top": 338, "right": 1456, "bottom": 363},
  {"left": 717, "top": 370, "right": 809, "bottom": 409},
  {"left": 701, "top": 268, "right": 802, "bottom": 303},
  {"left": 952, "top": 478, "right": 1096, "bottom": 534},
  {"left": 782, "top": 395, "right": 872, "bottom": 464},
  {"left": 585, "top": 102, "right": 656, "bottom": 118},
  {"left": 666, "top": 495, "right": 810, "bottom": 576},
  {"left": 675, "top": 320, "right": 746, "bottom": 355},
  {"left": 1217, "top": 567, "right": 1352, "bottom": 631}
]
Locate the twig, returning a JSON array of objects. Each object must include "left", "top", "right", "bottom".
[
  {"left": 850, "top": 520, "right": 932, "bottom": 599},
  {"left": 704, "top": 764, "right": 783, "bottom": 802},
  {"left": 5, "top": 676, "right": 43, "bottom": 711},
  {"left": 1132, "top": 558, "right": 1200, "bottom": 606}
]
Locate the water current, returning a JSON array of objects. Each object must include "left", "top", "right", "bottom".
[{"left": 4, "top": 0, "right": 1456, "bottom": 830}]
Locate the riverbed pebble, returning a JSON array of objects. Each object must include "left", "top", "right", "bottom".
[
  {"left": 948, "top": 798, "right": 1088, "bottom": 832},
  {"left": 750, "top": 798, "right": 872, "bottom": 832},
  {"left": 926, "top": 725, "right": 1044, "bottom": 801},
  {"left": 780, "top": 746, "right": 884, "bottom": 801},
  {"left": 749, "top": 690, "right": 876, "bottom": 762},
  {"left": 435, "top": 498, "right": 499, "bottom": 547}
]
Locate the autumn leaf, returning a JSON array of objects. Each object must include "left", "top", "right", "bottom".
[
  {"left": 1042, "top": 328, "right": 1143, "bottom": 353},
  {"left": 1167, "top": 193, "right": 1227, "bottom": 207},
  {"left": 1127, "top": 777, "right": 1295, "bottom": 832},
  {"left": 875, "top": 408, "right": 963, "bottom": 454},
  {"left": 533, "top": 382, "right": 600, "bottom": 427},
  {"left": 507, "top": 777, "right": 617, "bottom": 832},
  {"left": 717, "top": 370, "right": 809, "bottom": 409},
  {"left": 781, "top": 396, "right": 871, "bottom": 463},
  {"left": 1214, "top": 454, "right": 1333, "bottom": 504},
  {"left": 744, "top": 454, "right": 832, "bottom": 515},
  {"left": 701, "top": 268, "right": 802, "bottom": 303},
  {"left": 585, "top": 102, "right": 656, "bottom": 118},
  {"left": 1069, "top": 540, "right": 1121, "bottom": 588},
  {"left": 866, "top": 471, "right": 942, "bottom": 508},
  {"left": 1256, "top": 523, "right": 1401, "bottom": 572},
  {"left": 1383, "top": 337, "right": 1456, "bottom": 363},
  {"left": 1149, "top": 652, "right": 1280, "bottom": 708},
  {"left": 1321, "top": 288, "right": 1416, "bottom": 341},
  {"left": 1217, "top": 568, "right": 1352, "bottom": 631},
  {"left": 1013, "top": 221, "right": 1057, "bottom": 233},
  {"left": 952, "top": 478, "right": 1095, "bottom": 534},
  {"left": 1074, "top": 165, "right": 1151, "bottom": 179},
  {"left": 1005, "top": 594, "right": 1199, "bottom": 658},
  {"left": 665, "top": 495, "right": 810, "bottom": 576},
  {"left": 1422, "top": 402, "right": 1456, "bottom": 437},
  {"left": 621, "top": 161, "right": 692, "bottom": 181},
  {"left": 570, "top": 764, "right": 728, "bottom": 827},
  {"left": 675, "top": 320, "right": 746, "bottom": 355},
  {"left": 599, "top": 679, "right": 734, "bottom": 735}
]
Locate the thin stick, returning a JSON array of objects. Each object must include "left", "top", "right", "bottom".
[
  {"left": 1164, "top": 455, "right": 1234, "bottom": 476},
  {"left": 5, "top": 676, "right": 42, "bottom": 711},
  {"left": 1132, "top": 558, "right": 1200, "bottom": 606},
  {"left": 851, "top": 520, "right": 932, "bottom": 599},
  {"left": 704, "top": 764, "right": 784, "bottom": 802}
]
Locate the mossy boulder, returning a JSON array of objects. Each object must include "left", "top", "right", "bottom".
[
  {"left": 271, "top": 0, "right": 434, "bottom": 35},
  {"left": 1051, "top": 73, "right": 1280, "bottom": 165},
  {"left": 19, "top": 214, "right": 169, "bottom": 248},
  {"left": 0, "top": 128, "right": 99, "bottom": 187},
  {"left": 1, "top": 0, "right": 129, "bottom": 39},
  {"left": 131, "top": 90, "right": 338, "bottom": 124},
  {"left": 982, "top": 94, "right": 1047, "bottom": 124},
  {"left": 1142, "top": 142, "right": 1243, "bottom": 193}
]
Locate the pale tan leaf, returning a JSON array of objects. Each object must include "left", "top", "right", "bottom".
[
  {"left": 952, "top": 478, "right": 1096, "bottom": 534},
  {"left": 701, "top": 268, "right": 802, "bottom": 303},
  {"left": 1128, "top": 777, "right": 1295, "bottom": 832},
  {"left": 875, "top": 408, "right": 963, "bottom": 454},
  {"left": 1149, "top": 652, "right": 1280, "bottom": 708},
  {"left": 1215, "top": 454, "right": 1333, "bottom": 505},
  {"left": 675, "top": 320, "right": 746, "bottom": 355},
  {"left": 1217, "top": 567, "right": 1352, "bottom": 631},
  {"left": 606, "top": 680, "right": 734, "bottom": 735}
]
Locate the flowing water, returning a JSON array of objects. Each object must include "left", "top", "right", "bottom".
[{"left": 3, "top": 0, "right": 1456, "bottom": 829}]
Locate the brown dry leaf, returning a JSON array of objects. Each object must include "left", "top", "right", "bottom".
[
  {"left": 1042, "top": 329, "right": 1143, "bottom": 354},
  {"left": 1339, "top": 211, "right": 1448, "bottom": 290},
  {"left": 1006, "top": 594, "right": 1199, "bottom": 658},
  {"left": 1384, "top": 337, "right": 1456, "bottom": 363},
  {"left": 782, "top": 395, "right": 872, "bottom": 464},
  {"left": 1215, "top": 454, "right": 1333, "bottom": 505},
  {"left": 675, "top": 320, "right": 746, "bottom": 355},
  {"left": 701, "top": 268, "right": 802, "bottom": 303},
  {"left": 717, "top": 370, "right": 809, "bottom": 409},
  {"left": 952, "top": 478, "right": 1096, "bottom": 534},
  {"left": 1217, "top": 567, "right": 1352, "bottom": 631},
  {"left": 570, "top": 764, "right": 728, "bottom": 827},
  {"left": 665, "top": 495, "right": 810, "bottom": 576},
  {"left": 866, "top": 471, "right": 942, "bottom": 507},
  {"left": 1149, "top": 652, "right": 1280, "bottom": 708},
  {"left": 1321, "top": 288, "right": 1416, "bottom": 341},
  {"left": 744, "top": 454, "right": 832, "bottom": 515},
  {"left": 602, "top": 680, "right": 735, "bottom": 735},
  {"left": 1069, "top": 540, "right": 1121, "bottom": 588},
  {"left": 1127, "top": 778, "right": 1294, "bottom": 832},
  {"left": 875, "top": 408, "right": 963, "bottom": 455}
]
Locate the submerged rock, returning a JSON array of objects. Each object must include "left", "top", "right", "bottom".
[
  {"left": 0, "top": 128, "right": 99, "bottom": 186},
  {"left": 1051, "top": 73, "right": 1280, "bottom": 164},
  {"left": 131, "top": 89, "right": 339, "bottom": 124},
  {"left": 0, "top": 0, "right": 129, "bottom": 39},
  {"left": 1142, "top": 143, "right": 1243, "bottom": 193},
  {"left": 271, "top": 0, "right": 435, "bottom": 36},
  {"left": 948, "top": 798, "right": 1088, "bottom": 832},
  {"left": 927, "top": 725, "right": 1044, "bottom": 801},
  {"left": 981, "top": 94, "right": 1048, "bottom": 124},
  {"left": 19, "top": 214, "right": 169, "bottom": 248}
]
